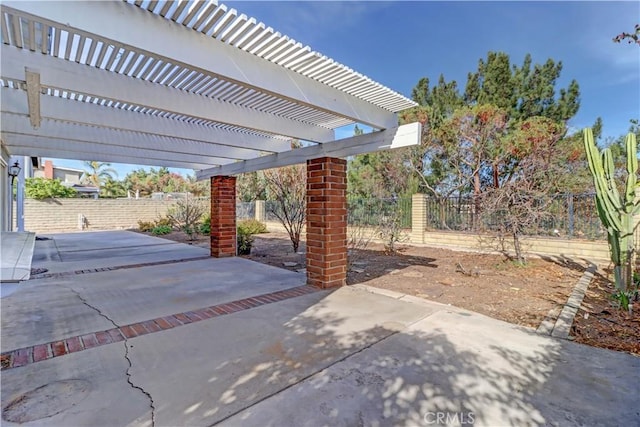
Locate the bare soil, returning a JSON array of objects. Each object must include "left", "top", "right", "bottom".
[{"left": 139, "top": 229, "right": 638, "bottom": 355}]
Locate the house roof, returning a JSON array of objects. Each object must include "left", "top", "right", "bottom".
[{"left": 0, "top": 0, "right": 418, "bottom": 175}]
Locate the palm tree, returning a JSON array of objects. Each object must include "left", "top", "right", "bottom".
[
  {"left": 81, "top": 161, "right": 118, "bottom": 189},
  {"left": 100, "top": 176, "right": 127, "bottom": 198}
]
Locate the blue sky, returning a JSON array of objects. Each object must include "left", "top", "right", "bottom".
[{"left": 51, "top": 1, "right": 639, "bottom": 177}]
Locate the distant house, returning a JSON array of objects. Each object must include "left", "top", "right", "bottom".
[
  {"left": 34, "top": 160, "right": 83, "bottom": 183},
  {"left": 34, "top": 160, "right": 99, "bottom": 198}
]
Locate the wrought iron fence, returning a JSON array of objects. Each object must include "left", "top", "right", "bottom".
[
  {"left": 264, "top": 200, "right": 280, "bottom": 222},
  {"left": 423, "top": 193, "right": 604, "bottom": 239},
  {"left": 236, "top": 201, "right": 255, "bottom": 220},
  {"left": 347, "top": 197, "right": 412, "bottom": 228},
  {"left": 236, "top": 193, "right": 603, "bottom": 240}
]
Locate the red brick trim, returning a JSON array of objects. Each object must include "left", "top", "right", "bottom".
[{"left": 0, "top": 285, "right": 319, "bottom": 371}]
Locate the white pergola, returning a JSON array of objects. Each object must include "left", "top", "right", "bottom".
[{"left": 0, "top": 0, "right": 419, "bottom": 177}]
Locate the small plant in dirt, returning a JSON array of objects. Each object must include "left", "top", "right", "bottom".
[
  {"left": 377, "top": 210, "right": 408, "bottom": 255},
  {"left": 238, "top": 219, "right": 267, "bottom": 235},
  {"left": 154, "top": 216, "right": 173, "bottom": 228},
  {"left": 237, "top": 221, "right": 257, "bottom": 255},
  {"left": 264, "top": 164, "right": 306, "bottom": 253},
  {"left": 347, "top": 223, "right": 376, "bottom": 269},
  {"left": 199, "top": 214, "right": 210, "bottom": 235},
  {"left": 137, "top": 220, "right": 155, "bottom": 232},
  {"left": 166, "top": 196, "right": 206, "bottom": 241},
  {"left": 151, "top": 225, "right": 172, "bottom": 235}
]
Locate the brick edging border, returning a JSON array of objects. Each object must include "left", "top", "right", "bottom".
[{"left": 1, "top": 285, "right": 319, "bottom": 371}]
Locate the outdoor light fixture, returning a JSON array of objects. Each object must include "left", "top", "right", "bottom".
[{"left": 8, "top": 161, "right": 21, "bottom": 184}]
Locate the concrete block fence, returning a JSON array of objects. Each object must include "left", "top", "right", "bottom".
[
  {"left": 15, "top": 198, "right": 181, "bottom": 233},
  {"left": 16, "top": 193, "right": 640, "bottom": 263}
]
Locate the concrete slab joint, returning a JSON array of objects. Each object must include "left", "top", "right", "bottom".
[
  {"left": 210, "top": 176, "right": 237, "bottom": 258},
  {"left": 306, "top": 157, "right": 347, "bottom": 289}
]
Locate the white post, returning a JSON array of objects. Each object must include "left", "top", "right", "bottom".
[
  {"left": 255, "top": 200, "right": 266, "bottom": 222},
  {"left": 411, "top": 193, "right": 427, "bottom": 244},
  {"left": 8, "top": 176, "right": 13, "bottom": 232},
  {"left": 16, "top": 156, "right": 29, "bottom": 231}
]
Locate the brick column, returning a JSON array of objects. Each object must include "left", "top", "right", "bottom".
[
  {"left": 44, "top": 160, "right": 53, "bottom": 179},
  {"left": 210, "top": 176, "right": 236, "bottom": 258},
  {"left": 306, "top": 157, "right": 347, "bottom": 288}
]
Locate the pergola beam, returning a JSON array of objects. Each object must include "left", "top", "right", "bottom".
[
  {"left": 1, "top": 89, "right": 292, "bottom": 154},
  {"left": 196, "top": 122, "right": 422, "bottom": 179},
  {"left": 1, "top": 47, "right": 335, "bottom": 143},
  {"left": 2, "top": 1, "right": 399, "bottom": 130},
  {"left": 1, "top": 113, "right": 263, "bottom": 162},
  {"left": 24, "top": 70, "right": 40, "bottom": 129},
  {"left": 4, "top": 134, "right": 226, "bottom": 170}
]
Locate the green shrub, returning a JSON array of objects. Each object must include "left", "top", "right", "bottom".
[
  {"left": 199, "top": 214, "right": 211, "bottom": 234},
  {"left": 138, "top": 220, "right": 156, "bottom": 232},
  {"left": 167, "top": 196, "right": 205, "bottom": 241},
  {"left": 25, "top": 177, "right": 77, "bottom": 199},
  {"left": 237, "top": 226, "right": 254, "bottom": 255},
  {"left": 151, "top": 225, "right": 172, "bottom": 235},
  {"left": 237, "top": 219, "right": 267, "bottom": 235},
  {"left": 155, "top": 216, "right": 173, "bottom": 228}
]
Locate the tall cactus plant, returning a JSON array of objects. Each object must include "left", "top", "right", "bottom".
[{"left": 583, "top": 128, "right": 639, "bottom": 292}]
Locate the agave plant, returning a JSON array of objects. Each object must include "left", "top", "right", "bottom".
[{"left": 583, "top": 128, "right": 639, "bottom": 302}]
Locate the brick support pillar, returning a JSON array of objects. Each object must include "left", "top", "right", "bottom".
[
  {"left": 306, "top": 157, "right": 347, "bottom": 288},
  {"left": 211, "top": 176, "right": 236, "bottom": 258}
]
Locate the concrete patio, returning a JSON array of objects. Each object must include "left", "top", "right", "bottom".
[
  {"left": 0, "top": 231, "right": 35, "bottom": 283},
  {"left": 1, "top": 231, "right": 638, "bottom": 426}
]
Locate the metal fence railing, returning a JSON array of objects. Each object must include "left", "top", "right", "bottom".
[
  {"left": 235, "top": 193, "right": 604, "bottom": 240},
  {"left": 264, "top": 200, "right": 280, "bottom": 222},
  {"left": 347, "top": 197, "right": 412, "bottom": 228},
  {"left": 423, "top": 193, "right": 604, "bottom": 239},
  {"left": 236, "top": 202, "right": 255, "bottom": 220}
]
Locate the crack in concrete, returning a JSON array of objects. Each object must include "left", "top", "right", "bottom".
[{"left": 61, "top": 285, "right": 156, "bottom": 427}]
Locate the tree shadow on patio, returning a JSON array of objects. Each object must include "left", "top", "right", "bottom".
[{"left": 140, "top": 288, "right": 639, "bottom": 426}]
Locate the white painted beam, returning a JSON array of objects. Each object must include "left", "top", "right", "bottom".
[
  {"left": 2, "top": 1, "right": 398, "bottom": 129},
  {"left": 1, "top": 89, "right": 291, "bottom": 153},
  {"left": 1, "top": 47, "right": 334, "bottom": 143},
  {"left": 3, "top": 135, "right": 221, "bottom": 170},
  {"left": 196, "top": 122, "right": 422, "bottom": 179},
  {"left": 24, "top": 70, "right": 40, "bottom": 129},
  {"left": 1, "top": 113, "right": 257, "bottom": 161}
]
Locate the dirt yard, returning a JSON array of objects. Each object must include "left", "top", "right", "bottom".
[{"left": 140, "top": 229, "right": 638, "bottom": 356}]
